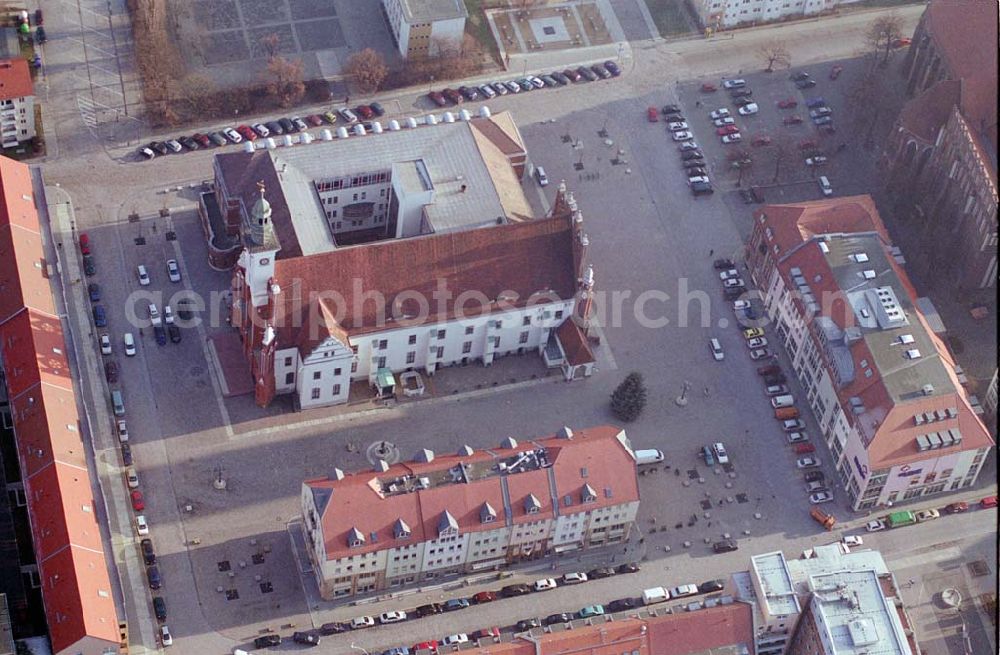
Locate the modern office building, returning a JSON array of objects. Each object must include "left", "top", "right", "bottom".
[
  {"left": 381, "top": 0, "right": 468, "bottom": 59},
  {"left": 745, "top": 196, "right": 993, "bottom": 511},
  {"left": 302, "top": 425, "right": 639, "bottom": 598}
]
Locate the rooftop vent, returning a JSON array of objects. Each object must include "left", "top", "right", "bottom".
[
  {"left": 500, "top": 437, "right": 518, "bottom": 449},
  {"left": 321, "top": 129, "right": 333, "bottom": 141},
  {"left": 414, "top": 448, "right": 435, "bottom": 463},
  {"left": 456, "top": 445, "right": 474, "bottom": 456},
  {"left": 406, "top": 116, "right": 419, "bottom": 129},
  {"left": 371, "top": 121, "right": 383, "bottom": 134},
  {"left": 478, "top": 105, "right": 492, "bottom": 118},
  {"left": 459, "top": 109, "right": 472, "bottom": 121},
  {"left": 353, "top": 124, "right": 366, "bottom": 136},
  {"left": 862, "top": 270, "right": 876, "bottom": 279},
  {"left": 336, "top": 126, "right": 349, "bottom": 139},
  {"left": 442, "top": 111, "right": 455, "bottom": 123},
  {"left": 242, "top": 141, "right": 254, "bottom": 153},
  {"left": 853, "top": 253, "right": 870, "bottom": 263},
  {"left": 388, "top": 119, "right": 400, "bottom": 131},
  {"left": 899, "top": 334, "right": 915, "bottom": 344},
  {"left": 557, "top": 426, "right": 574, "bottom": 439},
  {"left": 374, "top": 459, "right": 389, "bottom": 472},
  {"left": 921, "top": 384, "right": 934, "bottom": 396},
  {"left": 904, "top": 349, "right": 922, "bottom": 359}
]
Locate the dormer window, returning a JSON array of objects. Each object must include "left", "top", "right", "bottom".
[
  {"left": 524, "top": 494, "right": 542, "bottom": 515},
  {"left": 480, "top": 502, "right": 497, "bottom": 524},
  {"left": 581, "top": 484, "right": 597, "bottom": 504},
  {"left": 394, "top": 518, "right": 411, "bottom": 540},
  {"left": 438, "top": 510, "right": 459, "bottom": 537},
  {"left": 347, "top": 527, "right": 365, "bottom": 548}
]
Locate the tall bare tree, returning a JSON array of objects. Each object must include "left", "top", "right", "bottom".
[
  {"left": 728, "top": 147, "right": 754, "bottom": 186},
  {"left": 260, "top": 33, "right": 281, "bottom": 60},
  {"left": 345, "top": 48, "right": 388, "bottom": 94},
  {"left": 768, "top": 135, "right": 796, "bottom": 183},
  {"left": 865, "top": 14, "right": 904, "bottom": 68},
  {"left": 757, "top": 39, "right": 791, "bottom": 73},
  {"left": 846, "top": 68, "right": 893, "bottom": 148}
]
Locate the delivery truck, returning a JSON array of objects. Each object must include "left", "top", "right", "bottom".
[
  {"left": 887, "top": 510, "right": 916, "bottom": 528},
  {"left": 642, "top": 587, "right": 669, "bottom": 605}
]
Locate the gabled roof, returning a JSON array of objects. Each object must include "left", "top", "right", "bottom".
[
  {"left": 555, "top": 320, "right": 595, "bottom": 366},
  {"left": 897, "top": 79, "right": 962, "bottom": 142},
  {"left": 272, "top": 212, "right": 579, "bottom": 350},
  {"left": 756, "top": 195, "right": 889, "bottom": 257},
  {"left": 0, "top": 59, "right": 33, "bottom": 101},
  {"left": 0, "top": 158, "right": 51, "bottom": 321}
]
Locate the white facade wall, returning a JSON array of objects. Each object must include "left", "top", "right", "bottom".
[
  {"left": 695, "top": 0, "right": 836, "bottom": 29},
  {"left": 382, "top": 0, "right": 408, "bottom": 57},
  {"left": 421, "top": 532, "right": 470, "bottom": 574},
  {"left": 297, "top": 338, "right": 354, "bottom": 409},
  {"left": 0, "top": 94, "right": 34, "bottom": 148},
  {"left": 385, "top": 542, "right": 423, "bottom": 584},
  {"left": 274, "top": 347, "right": 299, "bottom": 393},
  {"left": 467, "top": 526, "right": 511, "bottom": 568},
  {"left": 391, "top": 168, "right": 435, "bottom": 238},
  {"left": 317, "top": 179, "right": 391, "bottom": 236},
  {"left": 429, "top": 16, "right": 466, "bottom": 55}
]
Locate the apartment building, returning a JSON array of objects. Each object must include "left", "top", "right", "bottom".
[
  {"left": 745, "top": 196, "right": 993, "bottom": 511},
  {"left": 689, "top": 0, "right": 837, "bottom": 30},
  {"left": 0, "top": 59, "right": 35, "bottom": 149},
  {"left": 301, "top": 426, "right": 640, "bottom": 598}
]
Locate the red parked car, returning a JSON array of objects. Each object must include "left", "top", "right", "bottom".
[
  {"left": 79, "top": 233, "right": 91, "bottom": 255},
  {"left": 945, "top": 501, "right": 969, "bottom": 514},
  {"left": 794, "top": 443, "right": 815, "bottom": 455},
  {"left": 306, "top": 114, "right": 324, "bottom": 127},
  {"left": 646, "top": 107, "right": 658, "bottom": 122},
  {"left": 829, "top": 65, "right": 844, "bottom": 80},
  {"left": 355, "top": 104, "right": 374, "bottom": 120},
  {"left": 751, "top": 135, "right": 772, "bottom": 146},
  {"left": 783, "top": 115, "right": 804, "bottom": 125},
  {"left": 716, "top": 125, "right": 740, "bottom": 136},
  {"left": 700, "top": 82, "right": 717, "bottom": 92},
  {"left": 981, "top": 496, "right": 998, "bottom": 508},
  {"left": 131, "top": 490, "right": 145, "bottom": 511},
  {"left": 799, "top": 139, "right": 818, "bottom": 150},
  {"left": 442, "top": 88, "right": 463, "bottom": 104},
  {"left": 428, "top": 91, "right": 448, "bottom": 107},
  {"left": 412, "top": 642, "right": 438, "bottom": 654},
  {"left": 471, "top": 627, "right": 501, "bottom": 640},
  {"left": 192, "top": 133, "right": 212, "bottom": 148},
  {"left": 777, "top": 98, "right": 798, "bottom": 109},
  {"left": 236, "top": 125, "right": 257, "bottom": 141}
]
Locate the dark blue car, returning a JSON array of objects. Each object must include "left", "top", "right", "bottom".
[
  {"left": 92, "top": 305, "right": 107, "bottom": 327},
  {"left": 88, "top": 283, "right": 101, "bottom": 302},
  {"left": 806, "top": 97, "right": 827, "bottom": 108}
]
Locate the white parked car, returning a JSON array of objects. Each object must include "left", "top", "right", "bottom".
[
  {"left": 865, "top": 520, "right": 886, "bottom": 532},
  {"left": 915, "top": 509, "right": 940, "bottom": 522},
  {"left": 166, "top": 259, "right": 181, "bottom": 283},
  {"left": 670, "top": 584, "right": 699, "bottom": 598},
  {"left": 160, "top": 625, "right": 173, "bottom": 646},
  {"left": 135, "top": 514, "right": 149, "bottom": 536},
  {"left": 252, "top": 123, "right": 270, "bottom": 138},
  {"left": 164, "top": 139, "right": 183, "bottom": 153},
  {"left": 667, "top": 121, "right": 689, "bottom": 131},
  {"left": 796, "top": 457, "right": 821, "bottom": 469},
  {"left": 117, "top": 420, "right": 129, "bottom": 442},
  {"left": 733, "top": 300, "right": 751, "bottom": 311},
  {"left": 747, "top": 337, "right": 768, "bottom": 348},
  {"left": 478, "top": 84, "right": 497, "bottom": 99},
  {"left": 842, "top": 535, "right": 864, "bottom": 547},
  {"left": 805, "top": 156, "right": 828, "bottom": 166},
  {"left": 719, "top": 268, "right": 739, "bottom": 280},
  {"left": 723, "top": 277, "right": 744, "bottom": 289},
  {"left": 529, "top": 76, "right": 545, "bottom": 89},
  {"left": 349, "top": 616, "right": 375, "bottom": 630},
  {"left": 533, "top": 578, "right": 558, "bottom": 591},
  {"left": 442, "top": 634, "right": 469, "bottom": 645},
  {"left": 100, "top": 333, "right": 112, "bottom": 355},
  {"left": 137, "top": 265, "right": 151, "bottom": 286},
  {"left": 809, "top": 491, "right": 834, "bottom": 504},
  {"left": 713, "top": 116, "right": 735, "bottom": 127},
  {"left": 679, "top": 141, "right": 700, "bottom": 151},
  {"left": 818, "top": 175, "right": 833, "bottom": 196},
  {"left": 722, "top": 79, "right": 746, "bottom": 89},
  {"left": 709, "top": 337, "right": 724, "bottom": 361},
  {"left": 378, "top": 611, "right": 407, "bottom": 624},
  {"left": 223, "top": 127, "right": 243, "bottom": 143},
  {"left": 738, "top": 103, "right": 759, "bottom": 115},
  {"left": 786, "top": 431, "right": 808, "bottom": 443},
  {"left": 164, "top": 305, "right": 174, "bottom": 325},
  {"left": 148, "top": 303, "right": 161, "bottom": 325},
  {"left": 123, "top": 332, "right": 136, "bottom": 356},
  {"left": 688, "top": 176, "right": 711, "bottom": 185},
  {"left": 721, "top": 133, "right": 742, "bottom": 144},
  {"left": 764, "top": 384, "right": 787, "bottom": 395},
  {"left": 562, "top": 572, "right": 588, "bottom": 585},
  {"left": 672, "top": 130, "right": 694, "bottom": 141},
  {"left": 749, "top": 348, "right": 770, "bottom": 360},
  {"left": 712, "top": 442, "right": 730, "bottom": 464},
  {"left": 125, "top": 466, "right": 139, "bottom": 488},
  {"left": 709, "top": 108, "right": 730, "bottom": 119}
]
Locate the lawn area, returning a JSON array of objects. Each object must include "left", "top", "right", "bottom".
[
  {"left": 643, "top": 0, "right": 698, "bottom": 37},
  {"left": 462, "top": 0, "right": 501, "bottom": 64}
]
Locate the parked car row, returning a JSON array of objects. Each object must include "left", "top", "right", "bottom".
[
  {"left": 137, "top": 104, "right": 387, "bottom": 160},
  {"left": 264, "top": 564, "right": 642, "bottom": 651},
  {"left": 660, "top": 104, "right": 713, "bottom": 196},
  {"left": 428, "top": 61, "right": 620, "bottom": 108},
  {"left": 864, "top": 495, "right": 998, "bottom": 533}
]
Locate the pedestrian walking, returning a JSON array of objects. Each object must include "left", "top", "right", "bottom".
[
  {"left": 709, "top": 248, "right": 714, "bottom": 256},
  {"left": 345, "top": 95, "right": 350, "bottom": 104}
]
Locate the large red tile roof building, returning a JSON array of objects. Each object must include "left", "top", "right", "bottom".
[
  {"left": 302, "top": 425, "right": 640, "bottom": 598},
  {"left": 0, "top": 156, "right": 122, "bottom": 653},
  {"left": 746, "top": 196, "right": 993, "bottom": 511},
  {"left": 883, "top": 0, "right": 997, "bottom": 289}
]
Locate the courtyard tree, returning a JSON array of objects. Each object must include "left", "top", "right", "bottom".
[
  {"left": 260, "top": 32, "right": 281, "bottom": 60},
  {"left": 345, "top": 48, "right": 388, "bottom": 94},
  {"left": 728, "top": 146, "right": 754, "bottom": 186},
  {"left": 610, "top": 372, "right": 647, "bottom": 422},
  {"left": 264, "top": 55, "right": 306, "bottom": 108},
  {"left": 757, "top": 39, "right": 791, "bottom": 73},
  {"left": 768, "top": 135, "right": 796, "bottom": 183},
  {"left": 846, "top": 67, "right": 892, "bottom": 148},
  {"left": 865, "top": 13, "right": 904, "bottom": 68}
]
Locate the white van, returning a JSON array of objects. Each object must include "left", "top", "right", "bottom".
[
  {"left": 818, "top": 175, "right": 833, "bottom": 196},
  {"left": 709, "top": 338, "right": 724, "bottom": 361},
  {"left": 634, "top": 449, "right": 665, "bottom": 466},
  {"left": 642, "top": 586, "right": 669, "bottom": 605},
  {"left": 137, "top": 265, "right": 150, "bottom": 286},
  {"left": 535, "top": 166, "right": 549, "bottom": 187},
  {"left": 770, "top": 394, "right": 795, "bottom": 409},
  {"left": 111, "top": 390, "right": 125, "bottom": 417},
  {"left": 123, "top": 332, "right": 136, "bottom": 356}
]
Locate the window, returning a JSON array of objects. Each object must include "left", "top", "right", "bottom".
[
  {"left": 333, "top": 384, "right": 341, "bottom": 395},
  {"left": 436, "top": 347, "right": 444, "bottom": 358},
  {"left": 493, "top": 337, "right": 500, "bottom": 348},
  {"left": 284, "top": 356, "right": 293, "bottom": 366},
  {"left": 406, "top": 351, "right": 416, "bottom": 364},
  {"left": 379, "top": 339, "right": 388, "bottom": 350},
  {"left": 351, "top": 361, "right": 358, "bottom": 373},
  {"left": 437, "top": 329, "right": 446, "bottom": 339},
  {"left": 334, "top": 368, "right": 341, "bottom": 376},
  {"left": 311, "top": 388, "right": 321, "bottom": 400},
  {"left": 465, "top": 325, "right": 474, "bottom": 335},
  {"left": 377, "top": 356, "right": 387, "bottom": 368},
  {"left": 285, "top": 372, "right": 294, "bottom": 385},
  {"left": 408, "top": 334, "right": 417, "bottom": 345},
  {"left": 331, "top": 210, "right": 337, "bottom": 218},
  {"left": 313, "top": 371, "right": 321, "bottom": 380},
  {"left": 522, "top": 316, "right": 531, "bottom": 326},
  {"left": 555, "top": 310, "right": 564, "bottom": 319},
  {"left": 462, "top": 341, "right": 472, "bottom": 354},
  {"left": 519, "top": 331, "right": 529, "bottom": 344}
]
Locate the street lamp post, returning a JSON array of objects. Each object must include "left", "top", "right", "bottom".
[{"left": 675, "top": 380, "right": 691, "bottom": 407}]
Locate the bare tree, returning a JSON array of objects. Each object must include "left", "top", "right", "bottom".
[
  {"left": 865, "top": 14, "right": 904, "bottom": 68},
  {"left": 345, "top": 48, "right": 388, "bottom": 94},
  {"left": 728, "top": 147, "right": 754, "bottom": 186},
  {"left": 768, "top": 136, "right": 796, "bottom": 183},
  {"left": 757, "top": 39, "right": 791, "bottom": 73},
  {"left": 846, "top": 68, "right": 893, "bottom": 148},
  {"left": 260, "top": 33, "right": 281, "bottom": 60},
  {"left": 264, "top": 56, "right": 305, "bottom": 108}
]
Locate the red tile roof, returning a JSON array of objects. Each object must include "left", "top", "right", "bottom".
[
  {"left": 923, "top": 0, "right": 998, "bottom": 151},
  {"left": 307, "top": 426, "right": 637, "bottom": 561},
  {"left": 0, "top": 156, "right": 121, "bottom": 653},
  {"left": 273, "top": 212, "right": 579, "bottom": 350},
  {"left": 757, "top": 195, "right": 889, "bottom": 257},
  {"left": 459, "top": 603, "right": 754, "bottom": 654},
  {"left": 0, "top": 59, "right": 34, "bottom": 101},
  {"left": 555, "top": 319, "right": 595, "bottom": 366}
]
